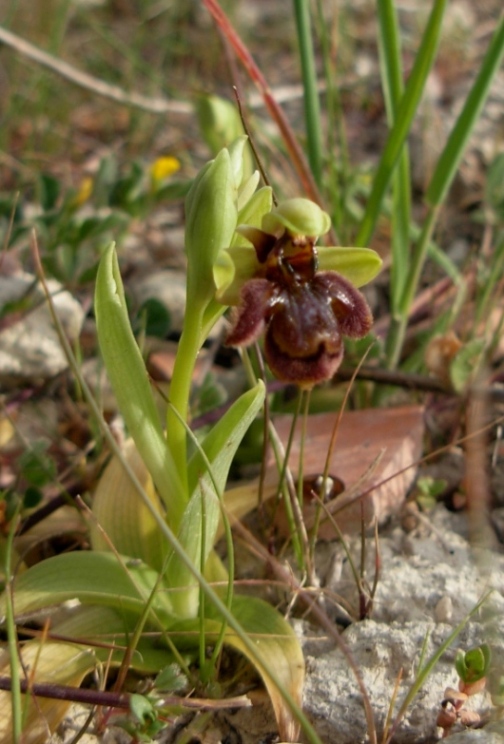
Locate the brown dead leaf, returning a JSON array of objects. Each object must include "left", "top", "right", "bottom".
[{"left": 269, "top": 405, "right": 425, "bottom": 537}]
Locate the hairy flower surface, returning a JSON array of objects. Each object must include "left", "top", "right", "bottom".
[{"left": 222, "top": 200, "right": 379, "bottom": 387}]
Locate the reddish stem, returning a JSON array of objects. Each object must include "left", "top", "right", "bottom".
[
  {"left": 202, "top": 0, "right": 326, "bottom": 212},
  {"left": 0, "top": 676, "right": 251, "bottom": 710}
]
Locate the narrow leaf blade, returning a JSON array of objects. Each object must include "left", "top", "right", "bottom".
[{"left": 95, "top": 243, "right": 186, "bottom": 527}]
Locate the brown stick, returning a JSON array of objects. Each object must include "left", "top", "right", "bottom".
[
  {"left": 0, "top": 676, "right": 251, "bottom": 710},
  {"left": 0, "top": 25, "right": 191, "bottom": 115}
]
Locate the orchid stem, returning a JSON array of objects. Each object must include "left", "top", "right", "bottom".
[{"left": 166, "top": 309, "right": 204, "bottom": 495}]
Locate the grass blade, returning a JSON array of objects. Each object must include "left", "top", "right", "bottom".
[
  {"left": 293, "top": 0, "right": 323, "bottom": 186},
  {"left": 377, "top": 0, "right": 412, "bottom": 315},
  {"left": 426, "top": 12, "right": 504, "bottom": 208},
  {"left": 356, "top": 0, "right": 447, "bottom": 248}
]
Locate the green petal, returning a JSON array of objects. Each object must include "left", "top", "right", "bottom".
[{"left": 317, "top": 246, "right": 383, "bottom": 287}]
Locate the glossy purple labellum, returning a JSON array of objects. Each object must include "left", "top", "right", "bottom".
[{"left": 226, "top": 228, "right": 373, "bottom": 387}]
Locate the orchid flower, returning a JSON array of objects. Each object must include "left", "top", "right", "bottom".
[{"left": 215, "top": 198, "right": 383, "bottom": 387}]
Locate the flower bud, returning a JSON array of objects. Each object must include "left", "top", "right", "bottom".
[{"left": 184, "top": 147, "right": 237, "bottom": 311}]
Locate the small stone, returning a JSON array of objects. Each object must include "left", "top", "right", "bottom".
[{"left": 435, "top": 596, "right": 453, "bottom": 623}]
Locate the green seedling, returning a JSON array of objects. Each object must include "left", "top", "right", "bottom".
[
  {"left": 455, "top": 644, "right": 491, "bottom": 693},
  {"left": 413, "top": 475, "right": 448, "bottom": 512},
  {"left": 436, "top": 643, "right": 491, "bottom": 737}
]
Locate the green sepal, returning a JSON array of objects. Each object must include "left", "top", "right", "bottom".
[
  {"left": 215, "top": 243, "right": 382, "bottom": 307},
  {"left": 317, "top": 246, "right": 383, "bottom": 287},
  {"left": 235, "top": 186, "right": 274, "bottom": 242},
  {"left": 262, "top": 197, "right": 331, "bottom": 237}
]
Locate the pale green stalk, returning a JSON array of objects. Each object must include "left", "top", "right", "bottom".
[
  {"left": 165, "top": 307, "right": 204, "bottom": 495},
  {"left": 166, "top": 147, "right": 237, "bottom": 490}
]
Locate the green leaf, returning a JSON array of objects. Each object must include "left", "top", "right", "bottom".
[
  {"left": 187, "top": 381, "right": 266, "bottom": 497},
  {"left": 167, "top": 382, "right": 266, "bottom": 617},
  {"left": 39, "top": 173, "right": 60, "bottom": 211},
  {"left": 53, "top": 605, "right": 176, "bottom": 672},
  {"left": 449, "top": 338, "right": 486, "bottom": 393},
  {"left": 95, "top": 243, "right": 186, "bottom": 528},
  {"left": 18, "top": 441, "right": 56, "bottom": 487},
  {"left": 485, "top": 153, "right": 504, "bottom": 217},
  {"left": 1, "top": 552, "right": 174, "bottom": 625},
  {"left": 138, "top": 297, "right": 171, "bottom": 338},
  {"left": 171, "top": 594, "right": 304, "bottom": 743},
  {"left": 91, "top": 438, "right": 168, "bottom": 572},
  {"left": 456, "top": 644, "right": 491, "bottom": 684},
  {"left": 377, "top": 0, "right": 411, "bottom": 311},
  {"left": 155, "top": 663, "right": 188, "bottom": 692}
]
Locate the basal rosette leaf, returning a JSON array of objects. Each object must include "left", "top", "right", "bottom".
[
  {"left": 170, "top": 594, "right": 304, "bottom": 743},
  {"left": 91, "top": 438, "right": 168, "bottom": 572},
  {"left": 52, "top": 605, "right": 176, "bottom": 672},
  {"left": 1, "top": 552, "right": 174, "bottom": 626},
  {"left": 0, "top": 643, "right": 95, "bottom": 744}
]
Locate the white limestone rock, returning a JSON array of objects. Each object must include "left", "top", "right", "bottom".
[{"left": 0, "top": 273, "right": 84, "bottom": 388}]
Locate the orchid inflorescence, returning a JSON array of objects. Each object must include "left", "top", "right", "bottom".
[{"left": 215, "top": 195, "right": 382, "bottom": 387}]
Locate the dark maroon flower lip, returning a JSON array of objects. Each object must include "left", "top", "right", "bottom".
[{"left": 225, "top": 230, "right": 373, "bottom": 387}]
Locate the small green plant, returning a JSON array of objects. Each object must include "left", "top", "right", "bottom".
[
  {"left": 0, "top": 152, "right": 186, "bottom": 286},
  {"left": 436, "top": 644, "right": 491, "bottom": 737}
]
